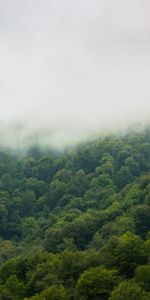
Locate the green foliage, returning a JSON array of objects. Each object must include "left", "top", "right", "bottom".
[
  {"left": 0, "top": 130, "right": 150, "bottom": 298},
  {"left": 101, "top": 232, "right": 147, "bottom": 277},
  {"left": 0, "top": 274, "right": 25, "bottom": 299},
  {"left": 135, "top": 265, "right": 150, "bottom": 292},
  {"left": 77, "top": 266, "right": 119, "bottom": 300},
  {"left": 26, "top": 285, "right": 67, "bottom": 300},
  {"left": 109, "top": 280, "right": 150, "bottom": 300},
  {"left": 133, "top": 206, "right": 150, "bottom": 238}
]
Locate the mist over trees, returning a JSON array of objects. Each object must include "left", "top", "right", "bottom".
[{"left": 0, "top": 130, "right": 150, "bottom": 298}]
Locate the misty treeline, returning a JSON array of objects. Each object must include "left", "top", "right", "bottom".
[{"left": 1, "top": 129, "right": 150, "bottom": 299}]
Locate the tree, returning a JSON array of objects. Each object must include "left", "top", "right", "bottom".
[
  {"left": 101, "top": 232, "right": 147, "bottom": 277},
  {"left": 0, "top": 240, "right": 17, "bottom": 264},
  {"left": 0, "top": 274, "right": 25, "bottom": 300},
  {"left": 135, "top": 265, "right": 150, "bottom": 292},
  {"left": 133, "top": 206, "right": 150, "bottom": 238},
  {"left": 25, "top": 285, "right": 67, "bottom": 300},
  {"left": 77, "top": 266, "right": 119, "bottom": 300},
  {"left": 109, "top": 280, "right": 150, "bottom": 300}
]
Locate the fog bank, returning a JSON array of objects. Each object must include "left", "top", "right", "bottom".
[{"left": 0, "top": 0, "right": 150, "bottom": 147}]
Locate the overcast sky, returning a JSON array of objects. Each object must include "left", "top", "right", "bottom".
[{"left": 0, "top": 0, "right": 150, "bottom": 146}]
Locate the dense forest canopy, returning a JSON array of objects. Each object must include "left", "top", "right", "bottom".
[{"left": 1, "top": 129, "right": 150, "bottom": 299}]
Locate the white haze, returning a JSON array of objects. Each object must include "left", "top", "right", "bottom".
[{"left": 0, "top": 0, "right": 150, "bottom": 147}]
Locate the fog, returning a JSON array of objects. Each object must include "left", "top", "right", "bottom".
[{"left": 0, "top": 0, "right": 150, "bottom": 147}]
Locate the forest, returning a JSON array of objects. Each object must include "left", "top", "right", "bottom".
[{"left": 1, "top": 129, "right": 150, "bottom": 299}]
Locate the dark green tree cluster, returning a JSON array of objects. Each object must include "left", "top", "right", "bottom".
[{"left": 1, "top": 129, "right": 150, "bottom": 298}]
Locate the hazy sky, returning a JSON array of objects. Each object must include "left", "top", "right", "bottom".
[{"left": 0, "top": 0, "right": 150, "bottom": 145}]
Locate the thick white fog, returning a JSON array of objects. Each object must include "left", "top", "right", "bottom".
[{"left": 0, "top": 0, "right": 150, "bottom": 147}]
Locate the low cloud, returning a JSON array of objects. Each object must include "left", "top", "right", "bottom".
[{"left": 0, "top": 0, "right": 150, "bottom": 147}]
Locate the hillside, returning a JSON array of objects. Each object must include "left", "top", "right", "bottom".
[{"left": 0, "top": 130, "right": 150, "bottom": 299}]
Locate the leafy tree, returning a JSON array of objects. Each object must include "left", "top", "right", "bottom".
[
  {"left": 133, "top": 206, "right": 150, "bottom": 238},
  {"left": 77, "top": 266, "right": 119, "bottom": 300},
  {"left": 25, "top": 285, "right": 67, "bottom": 300},
  {"left": 0, "top": 240, "right": 18, "bottom": 264},
  {"left": 109, "top": 280, "right": 150, "bottom": 300},
  {"left": 101, "top": 232, "right": 147, "bottom": 277},
  {"left": 135, "top": 265, "right": 150, "bottom": 292},
  {"left": 0, "top": 275, "right": 25, "bottom": 300}
]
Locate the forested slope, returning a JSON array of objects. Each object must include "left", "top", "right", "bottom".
[{"left": 1, "top": 130, "right": 150, "bottom": 299}]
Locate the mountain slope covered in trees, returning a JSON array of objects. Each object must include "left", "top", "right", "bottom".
[{"left": 1, "top": 129, "right": 150, "bottom": 299}]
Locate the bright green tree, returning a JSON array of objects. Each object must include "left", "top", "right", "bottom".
[{"left": 77, "top": 266, "right": 119, "bottom": 300}]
